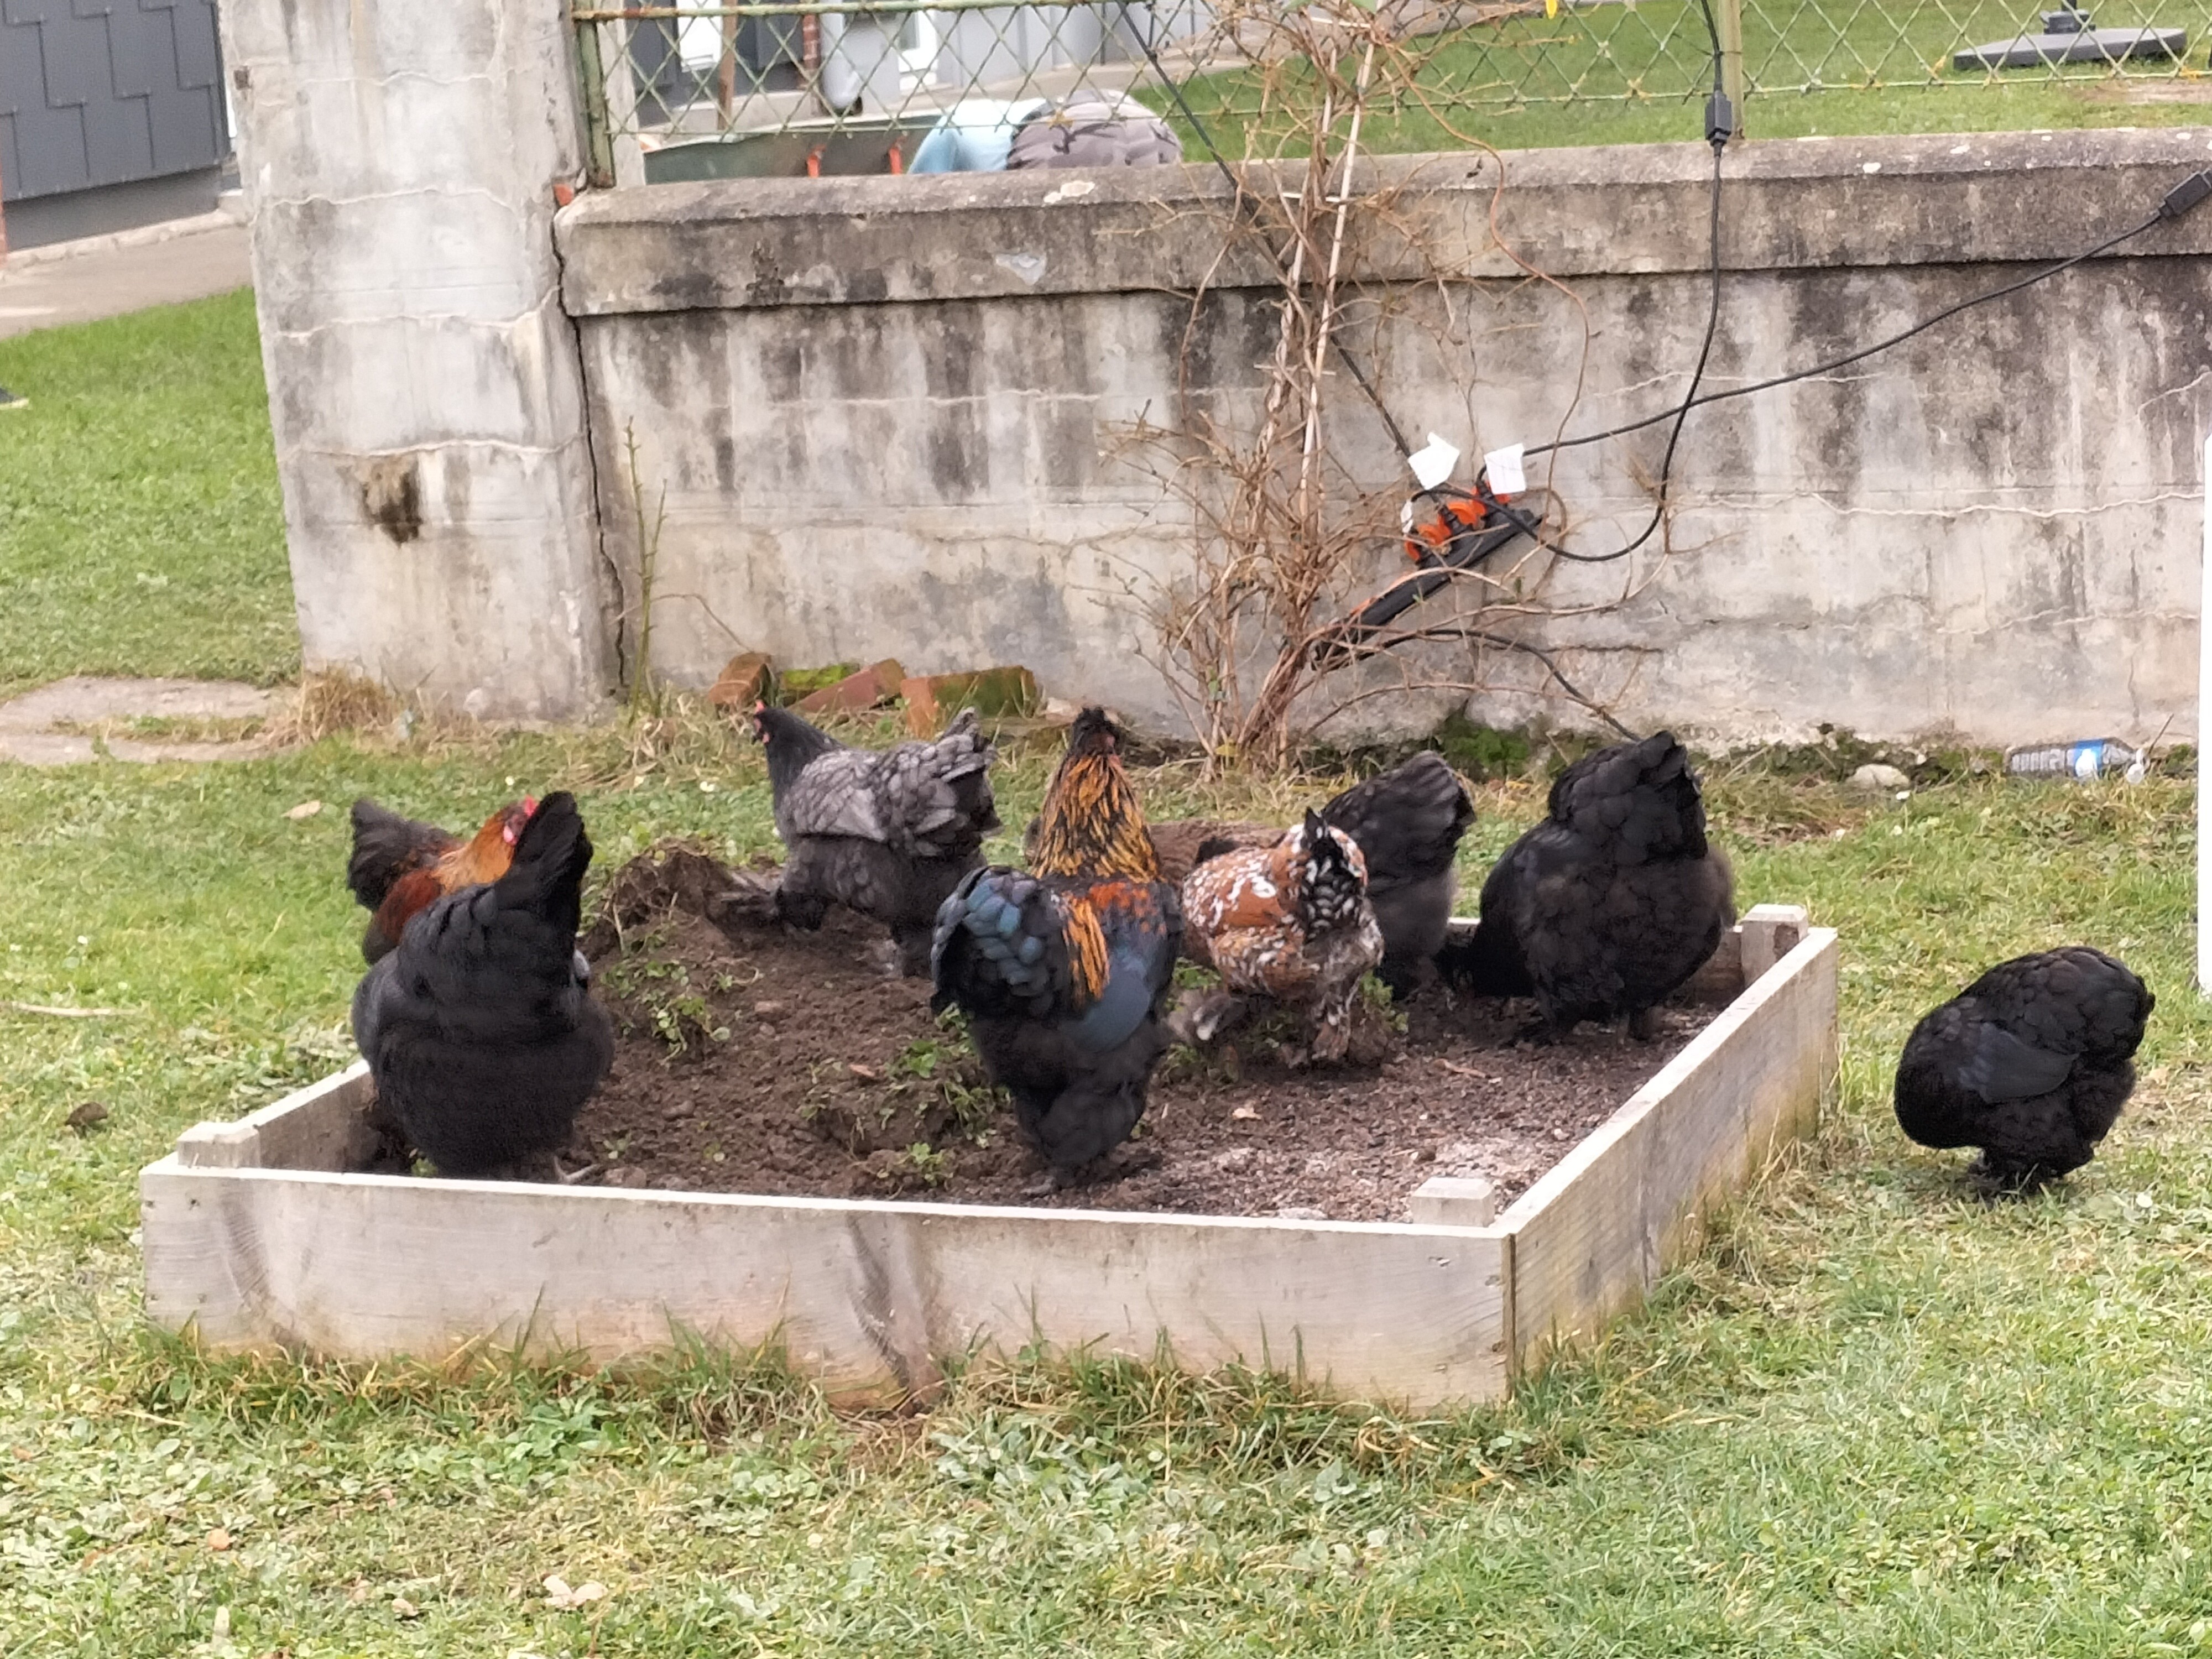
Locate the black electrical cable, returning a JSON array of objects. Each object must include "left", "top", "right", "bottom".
[
  {"left": 1480, "top": 172, "right": 2210, "bottom": 563},
  {"left": 1494, "top": 0, "right": 1732, "bottom": 565},
  {"left": 1521, "top": 201, "right": 2180, "bottom": 461},
  {"left": 1543, "top": 138, "right": 1724, "bottom": 562}
]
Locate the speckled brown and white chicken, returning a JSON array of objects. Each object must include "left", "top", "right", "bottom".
[{"left": 1176, "top": 811, "right": 1384, "bottom": 1065}]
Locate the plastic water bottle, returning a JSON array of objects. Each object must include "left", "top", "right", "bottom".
[{"left": 2004, "top": 738, "right": 2143, "bottom": 782}]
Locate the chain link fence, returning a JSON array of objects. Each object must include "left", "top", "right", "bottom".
[
  {"left": 571, "top": 0, "right": 2212, "bottom": 185},
  {"left": 570, "top": 0, "right": 1212, "bottom": 185}
]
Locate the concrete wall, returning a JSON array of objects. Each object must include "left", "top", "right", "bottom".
[
  {"left": 555, "top": 129, "right": 2212, "bottom": 747},
  {"left": 218, "top": 0, "right": 613, "bottom": 719}
]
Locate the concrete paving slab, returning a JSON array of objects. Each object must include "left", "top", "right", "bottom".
[
  {"left": 0, "top": 676, "right": 279, "bottom": 765},
  {"left": 0, "top": 676, "right": 278, "bottom": 729}
]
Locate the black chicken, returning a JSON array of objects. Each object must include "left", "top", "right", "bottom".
[
  {"left": 1441, "top": 731, "right": 1733, "bottom": 1037},
  {"left": 351, "top": 791, "right": 614, "bottom": 1178},
  {"left": 1894, "top": 947, "right": 2153, "bottom": 1191},
  {"left": 931, "top": 708, "right": 1182, "bottom": 1173},
  {"left": 752, "top": 703, "right": 1000, "bottom": 975},
  {"left": 1317, "top": 752, "right": 1474, "bottom": 997}
]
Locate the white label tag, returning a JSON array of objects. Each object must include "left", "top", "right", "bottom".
[
  {"left": 1484, "top": 443, "right": 1527, "bottom": 495},
  {"left": 1407, "top": 432, "right": 1459, "bottom": 492}
]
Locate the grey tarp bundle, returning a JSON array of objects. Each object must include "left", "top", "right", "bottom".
[{"left": 1005, "top": 95, "right": 1183, "bottom": 169}]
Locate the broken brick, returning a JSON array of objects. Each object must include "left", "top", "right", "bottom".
[
  {"left": 901, "top": 667, "right": 1041, "bottom": 737},
  {"left": 795, "top": 659, "right": 905, "bottom": 716},
  {"left": 706, "top": 651, "right": 774, "bottom": 711}
]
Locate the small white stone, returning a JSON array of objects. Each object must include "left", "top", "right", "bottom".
[{"left": 1848, "top": 763, "right": 1910, "bottom": 792}]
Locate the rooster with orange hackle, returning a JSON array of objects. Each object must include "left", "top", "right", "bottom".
[
  {"left": 930, "top": 707, "right": 1182, "bottom": 1175},
  {"left": 347, "top": 796, "right": 539, "bottom": 963}
]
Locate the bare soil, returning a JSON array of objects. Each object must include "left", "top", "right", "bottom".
[{"left": 528, "top": 847, "right": 1720, "bottom": 1223}]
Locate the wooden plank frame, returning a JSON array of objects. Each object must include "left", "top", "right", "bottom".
[{"left": 140, "top": 915, "right": 1838, "bottom": 1409}]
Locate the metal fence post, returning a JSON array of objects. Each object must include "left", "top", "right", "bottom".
[
  {"left": 1714, "top": 0, "right": 1747, "bottom": 138},
  {"left": 573, "top": 12, "right": 618, "bottom": 188},
  {"left": 2198, "top": 430, "right": 2212, "bottom": 992}
]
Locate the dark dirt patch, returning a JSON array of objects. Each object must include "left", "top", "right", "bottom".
[{"left": 536, "top": 855, "right": 1719, "bottom": 1223}]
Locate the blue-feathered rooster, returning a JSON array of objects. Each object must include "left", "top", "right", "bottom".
[{"left": 930, "top": 708, "right": 1182, "bottom": 1174}]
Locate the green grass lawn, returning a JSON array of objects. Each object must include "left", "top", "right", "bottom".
[
  {"left": 1167, "top": 0, "right": 2212, "bottom": 155},
  {"left": 0, "top": 290, "right": 294, "bottom": 698},
  {"left": 4, "top": 721, "right": 2210, "bottom": 1657}
]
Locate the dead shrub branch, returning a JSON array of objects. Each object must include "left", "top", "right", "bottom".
[{"left": 1125, "top": 0, "right": 1656, "bottom": 770}]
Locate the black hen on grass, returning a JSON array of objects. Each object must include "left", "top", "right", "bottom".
[{"left": 1894, "top": 946, "right": 2153, "bottom": 1191}]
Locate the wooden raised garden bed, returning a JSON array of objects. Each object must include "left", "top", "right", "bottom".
[{"left": 139, "top": 908, "right": 1837, "bottom": 1409}]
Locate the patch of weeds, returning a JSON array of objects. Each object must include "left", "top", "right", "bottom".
[
  {"left": 892, "top": 1142, "right": 949, "bottom": 1188},
  {"left": 1301, "top": 719, "right": 1600, "bottom": 787},
  {"left": 1359, "top": 973, "right": 1410, "bottom": 1033},
  {"left": 886, "top": 1010, "right": 1005, "bottom": 1144},
  {"left": 648, "top": 991, "right": 727, "bottom": 1057},
  {"left": 1431, "top": 711, "right": 1531, "bottom": 781},
  {"left": 1732, "top": 724, "right": 1986, "bottom": 786},
  {"left": 938, "top": 1074, "right": 1004, "bottom": 1144},
  {"left": 1157, "top": 1039, "right": 1239, "bottom": 1087},
  {"left": 889, "top": 1035, "right": 949, "bottom": 1082},
  {"left": 600, "top": 935, "right": 732, "bottom": 1060}
]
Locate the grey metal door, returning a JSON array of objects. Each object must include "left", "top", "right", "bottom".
[{"left": 0, "top": 0, "right": 227, "bottom": 204}]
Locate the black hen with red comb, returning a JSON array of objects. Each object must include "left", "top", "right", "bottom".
[{"left": 351, "top": 792, "right": 613, "bottom": 1178}]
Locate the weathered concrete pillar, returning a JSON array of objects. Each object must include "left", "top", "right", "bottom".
[{"left": 220, "top": 0, "right": 613, "bottom": 719}]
